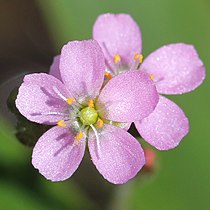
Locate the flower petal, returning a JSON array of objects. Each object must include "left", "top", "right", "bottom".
[
  {"left": 88, "top": 124, "right": 145, "bottom": 184},
  {"left": 93, "top": 13, "right": 142, "bottom": 66},
  {"left": 59, "top": 40, "right": 105, "bottom": 98},
  {"left": 97, "top": 70, "right": 159, "bottom": 122},
  {"left": 135, "top": 96, "right": 189, "bottom": 150},
  {"left": 49, "top": 55, "right": 62, "bottom": 81},
  {"left": 32, "top": 126, "right": 86, "bottom": 181},
  {"left": 140, "top": 43, "right": 206, "bottom": 94},
  {"left": 16, "top": 73, "right": 70, "bottom": 124}
]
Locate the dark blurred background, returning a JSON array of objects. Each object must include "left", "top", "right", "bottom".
[
  {"left": 0, "top": 0, "right": 54, "bottom": 83},
  {"left": 0, "top": 0, "right": 210, "bottom": 210}
]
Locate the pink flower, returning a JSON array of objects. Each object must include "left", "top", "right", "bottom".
[
  {"left": 16, "top": 40, "right": 159, "bottom": 184},
  {"left": 93, "top": 13, "right": 206, "bottom": 150}
]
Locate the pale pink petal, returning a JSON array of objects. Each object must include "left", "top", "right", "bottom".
[
  {"left": 59, "top": 40, "right": 105, "bottom": 98},
  {"left": 16, "top": 73, "right": 70, "bottom": 124},
  {"left": 135, "top": 96, "right": 189, "bottom": 150},
  {"left": 49, "top": 55, "right": 62, "bottom": 81},
  {"left": 140, "top": 43, "right": 206, "bottom": 94},
  {"left": 97, "top": 70, "right": 159, "bottom": 122},
  {"left": 88, "top": 124, "right": 145, "bottom": 184},
  {"left": 32, "top": 126, "right": 86, "bottom": 181},
  {"left": 93, "top": 13, "right": 142, "bottom": 66}
]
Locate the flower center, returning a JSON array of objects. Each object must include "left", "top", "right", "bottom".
[
  {"left": 104, "top": 53, "right": 155, "bottom": 81},
  {"left": 104, "top": 53, "right": 144, "bottom": 79},
  {"left": 80, "top": 107, "right": 98, "bottom": 125}
]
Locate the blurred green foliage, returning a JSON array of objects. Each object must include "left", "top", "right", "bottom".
[{"left": 1, "top": 0, "right": 210, "bottom": 209}]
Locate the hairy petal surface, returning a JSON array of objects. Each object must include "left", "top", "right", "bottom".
[
  {"left": 59, "top": 40, "right": 105, "bottom": 98},
  {"left": 135, "top": 96, "right": 189, "bottom": 150},
  {"left": 140, "top": 43, "right": 206, "bottom": 94},
  {"left": 88, "top": 124, "right": 145, "bottom": 184},
  {"left": 16, "top": 73, "right": 70, "bottom": 124},
  {"left": 32, "top": 126, "right": 86, "bottom": 181},
  {"left": 97, "top": 70, "right": 159, "bottom": 122},
  {"left": 93, "top": 13, "right": 142, "bottom": 66},
  {"left": 49, "top": 55, "right": 62, "bottom": 81}
]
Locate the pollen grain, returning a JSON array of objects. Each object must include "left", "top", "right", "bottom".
[
  {"left": 75, "top": 131, "right": 83, "bottom": 145},
  {"left": 105, "top": 72, "right": 112, "bottom": 80},
  {"left": 134, "top": 53, "right": 143, "bottom": 63},
  {"left": 114, "top": 54, "right": 121, "bottom": 64},
  {"left": 57, "top": 119, "right": 66, "bottom": 128},
  {"left": 66, "top": 97, "right": 75, "bottom": 105},
  {"left": 149, "top": 74, "right": 155, "bottom": 80},
  {"left": 88, "top": 99, "right": 94, "bottom": 108},
  {"left": 96, "top": 118, "right": 104, "bottom": 129}
]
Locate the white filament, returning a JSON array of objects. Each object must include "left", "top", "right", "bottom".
[
  {"left": 90, "top": 124, "right": 101, "bottom": 158},
  {"left": 53, "top": 86, "right": 67, "bottom": 101},
  {"left": 42, "top": 111, "right": 68, "bottom": 116}
]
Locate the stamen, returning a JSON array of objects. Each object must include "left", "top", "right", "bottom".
[
  {"left": 130, "top": 54, "right": 143, "bottom": 70},
  {"left": 66, "top": 97, "right": 75, "bottom": 105},
  {"left": 96, "top": 118, "right": 103, "bottom": 129},
  {"left": 75, "top": 131, "right": 83, "bottom": 145},
  {"left": 53, "top": 86, "right": 67, "bottom": 101},
  {"left": 88, "top": 99, "right": 94, "bottom": 108},
  {"left": 53, "top": 86, "right": 78, "bottom": 107},
  {"left": 104, "top": 72, "right": 112, "bottom": 80},
  {"left": 114, "top": 54, "right": 121, "bottom": 64},
  {"left": 134, "top": 53, "right": 143, "bottom": 63},
  {"left": 57, "top": 119, "right": 66, "bottom": 128},
  {"left": 101, "top": 42, "right": 116, "bottom": 75},
  {"left": 102, "top": 42, "right": 114, "bottom": 61},
  {"left": 149, "top": 74, "right": 155, "bottom": 80},
  {"left": 90, "top": 124, "right": 101, "bottom": 158}
]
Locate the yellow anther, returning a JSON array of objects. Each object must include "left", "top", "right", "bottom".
[
  {"left": 88, "top": 99, "right": 94, "bottom": 108},
  {"left": 104, "top": 72, "right": 112, "bottom": 80},
  {"left": 66, "top": 97, "right": 75, "bottom": 105},
  {"left": 114, "top": 54, "right": 121, "bottom": 64},
  {"left": 57, "top": 119, "right": 66, "bottom": 128},
  {"left": 96, "top": 118, "right": 103, "bottom": 129},
  {"left": 134, "top": 53, "right": 143, "bottom": 63},
  {"left": 75, "top": 131, "right": 83, "bottom": 145},
  {"left": 149, "top": 74, "right": 155, "bottom": 80}
]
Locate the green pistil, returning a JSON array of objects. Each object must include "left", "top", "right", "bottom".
[{"left": 80, "top": 107, "right": 98, "bottom": 125}]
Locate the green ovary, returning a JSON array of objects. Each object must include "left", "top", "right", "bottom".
[{"left": 79, "top": 107, "right": 98, "bottom": 125}]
